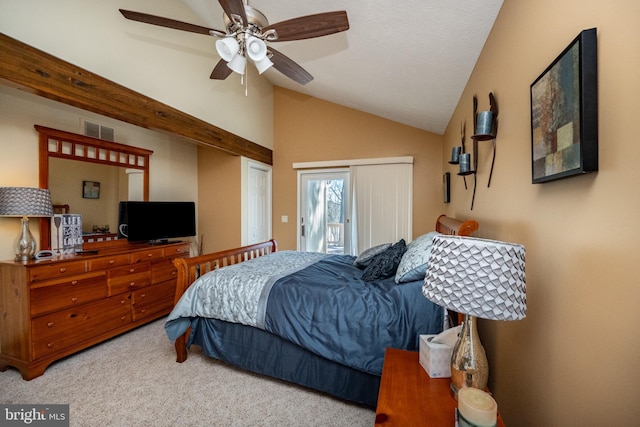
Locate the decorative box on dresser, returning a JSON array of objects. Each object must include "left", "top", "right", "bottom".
[{"left": 0, "top": 241, "right": 190, "bottom": 380}]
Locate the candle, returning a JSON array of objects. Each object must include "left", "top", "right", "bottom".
[
  {"left": 457, "top": 388, "right": 497, "bottom": 427},
  {"left": 450, "top": 146, "right": 462, "bottom": 164},
  {"left": 459, "top": 153, "right": 471, "bottom": 174},
  {"left": 476, "top": 111, "right": 493, "bottom": 135}
]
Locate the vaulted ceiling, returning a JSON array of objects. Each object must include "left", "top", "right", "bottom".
[{"left": 182, "top": 0, "right": 503, "bottom": 134}]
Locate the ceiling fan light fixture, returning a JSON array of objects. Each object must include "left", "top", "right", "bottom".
[
  {"left": 253, "top": 56, "right": 274, "bottom": 74},
  {"left": 227, "top": 53, "right": 247, "bottom": 75},
  {"left": 246, "top": 36, "right": 267, "bottom": 61},
  {"left": 215, "top": 37, "right": 240, "bottom": 62}
]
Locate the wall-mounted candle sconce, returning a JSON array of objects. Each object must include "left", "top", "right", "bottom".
[{"left": 448, "top": 93, "right": 498, "bottom": 209}]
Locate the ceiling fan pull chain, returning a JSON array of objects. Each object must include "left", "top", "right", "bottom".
[{"left": 244, "top": 68, "right": 248, "bottom": 97}]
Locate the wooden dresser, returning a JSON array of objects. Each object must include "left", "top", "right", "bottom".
[{"left": 0, "top": 241, "right": 190, "bottom": 380}]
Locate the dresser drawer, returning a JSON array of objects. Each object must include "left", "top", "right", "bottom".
[
  {"left": 28, "top": 260, "right": 87, "bottom": 283},
  {"left": 108, "top": 263, "right": 151, "bottom": 295},
  {"left": 151, "top": 259, "right": 179, "bottom": 284},
  {"left": 131, "top": 281, "right": 176, "bottom": 321},
  {"left": 163, "top": 243, "right": 191, "bottom": 258},
  {"left": 31, "top": 295, "right": 131, "bottom": 360},
  {"left": 30, "top": 272, "right": 107, "bottom": 317},
  {"left": 88, "top": 254, "right": 130, "bottom": 271},
  {"left": 131, "top": 248, "right": 164, "bottom": 264}
]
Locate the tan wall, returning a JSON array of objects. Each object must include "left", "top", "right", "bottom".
[
  {"left": 273, "top": 88, "right": 444, "bottom": 250},
  {"left": 197, "top": 146, "right": 242, "bottom": 253},
  {"left": 443, "top": 0, "right": 640, "bottom": 424}
]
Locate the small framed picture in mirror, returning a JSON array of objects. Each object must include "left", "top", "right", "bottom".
[{"left": 83, "top": 180, "right": 100, "bottom": 199}]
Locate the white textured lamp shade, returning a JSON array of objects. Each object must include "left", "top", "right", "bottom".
[
  {"left": 0, "top": 187, "right": 54, "bottom": 261},
  {"left": 423, "top": 235, "right": 526, "bottom": 321},
  {"left": 0, "top": 187, "right": 54, "bottom": 217}
]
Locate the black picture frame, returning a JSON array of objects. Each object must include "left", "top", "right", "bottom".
[
  {"left": 443, "top": 172, "right": 450, "bottom": 203},
  {"left": 82, "top": 180, "right": 100, "bottom": 199},
  {"left": 530, "top": 28, "right": 598, "bottom": 183}
]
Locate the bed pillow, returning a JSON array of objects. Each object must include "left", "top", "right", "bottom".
[
  {"left": 361, "top": 239, "right": 407, "bottom": 282},
  {"left": 353, "top": 242, "right": 392, "bottom": 268},
  {"left": 395, "top": 231, "right": 440, "bottom": 284}
]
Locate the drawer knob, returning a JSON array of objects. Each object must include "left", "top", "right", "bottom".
[
  {"left": 120, "top": 300, "right": 126, "bottom": 304},
  {"left": 120, "top": 316, "right": 126, "bottom": 321},
  {"left": 129, "top": 282, "right": 136, "bottom": 287},
  {"left": 71, "top": 280, "right": 78, "bottom": 285},
  {"left": 140, "top": 293, "right": 146, "bottom": 298},
  {"left": 71, "top": 297, "right": 78, "bottom": 303},
  {"left": 59, "top": 267, "right": 66, "bottom": 273},
  {"left": 47, "top": 322, "right": 54, "bottom": 328},
  {"left": 109, "top": 260, "right": 115, "bottom": 264},
  {"left": 147, "top": 253, "right": 153, "bottom": 257},
  {"left": 47, "top": 342, "right": 54, "bottom": 348},
  {"left": 129, "top": 268, "right": 135, "bottom": 273},
  {"left": 141, "top": 309, "right": 146, "bottom": 314}
]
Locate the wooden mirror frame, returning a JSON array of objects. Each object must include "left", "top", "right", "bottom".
[{"left": 37, "top": 125, "right": 152, "bottom": 250}]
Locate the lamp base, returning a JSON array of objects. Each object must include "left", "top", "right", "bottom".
[
  {"left": 450, "top": 314, "right": 489, "bottom": 399},
  {"left": 14, "top": 216, "right": 37, "bottom": 261}
]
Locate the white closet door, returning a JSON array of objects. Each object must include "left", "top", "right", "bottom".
[{"left": 243, "top": 159, "right": 272, "bottom": 245}]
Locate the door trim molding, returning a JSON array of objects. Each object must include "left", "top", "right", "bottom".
[{"left": 293, "top": 156, "right": 413, "bottom": 169}]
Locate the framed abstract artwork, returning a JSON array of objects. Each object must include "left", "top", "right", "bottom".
[{"left": 530, "top": 28, "right": 598, "bottom": 183}]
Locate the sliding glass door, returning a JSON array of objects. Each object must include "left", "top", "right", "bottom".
[{"left": 298, "top": 169, "right": 350, "bottom": 254}]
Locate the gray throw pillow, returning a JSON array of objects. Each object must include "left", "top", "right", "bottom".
[
  {"left": 353, "top": 242, "right": 392, "bottom": 268},
  {"left": 361, "top": 239, "right": 407, "bottom": 282},
  {"left": 395, "top": 231, "right": 440, "bottom": 284}
]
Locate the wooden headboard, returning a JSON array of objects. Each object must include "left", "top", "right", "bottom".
[{"left": 435, "top": 214, "right": 479, "bottom": 237}]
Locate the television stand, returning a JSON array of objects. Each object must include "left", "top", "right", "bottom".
[{"left": 150, "top": 239, "right": 183, "bottom": 245}]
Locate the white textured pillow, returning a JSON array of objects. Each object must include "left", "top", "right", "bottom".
[
  {"left": 353, "top": 243, "right": 392, "bottom": 268},
  {"left": 395, "top": 231, "right": 440, "bottom": 284}
]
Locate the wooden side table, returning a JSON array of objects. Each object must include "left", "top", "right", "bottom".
[{"left": 374, "top": 348, "right": 505, "bottom": 426}]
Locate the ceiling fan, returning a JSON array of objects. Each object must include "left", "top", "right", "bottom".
[{"left": 119, "top": 0, "right": 349, "bottom": 85}]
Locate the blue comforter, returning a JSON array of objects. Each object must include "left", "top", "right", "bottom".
[{"left": 165, "top": 253, "right": 443, "bottom": 375}]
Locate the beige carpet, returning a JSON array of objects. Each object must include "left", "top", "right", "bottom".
[{"left": 0, "top": 318, "right": 375, "bottom": 426}]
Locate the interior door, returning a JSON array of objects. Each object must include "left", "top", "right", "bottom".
[
  {"left": 245, "top": 160, "right": 272, "bottom": 245},
  {"left": 299, "top": 169, "right": 350, "bottom": 254}
]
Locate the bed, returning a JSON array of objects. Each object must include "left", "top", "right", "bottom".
[{"left": 166, "top": 215, "right": 478, "bottom": 408}]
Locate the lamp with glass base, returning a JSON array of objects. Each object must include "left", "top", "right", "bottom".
[
  {"left": 422, "top": 235, "right": 526, "bottom": 398},
  {"left": 0, "top": 187, "right": 54, "bottom": 261}
]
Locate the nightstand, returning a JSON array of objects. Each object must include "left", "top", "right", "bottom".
[{"left": 374, "top": 348, "right": 506, "bottom": 426}]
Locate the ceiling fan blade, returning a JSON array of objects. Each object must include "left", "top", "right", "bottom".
[
  {"left": 218, "top": 0, "right": 248, "bottom": 26},
  {"left": 268, "top": 48, "right": 313, "bottom": 85},
  {"left": 264, "top": 11, "right": 349, "bottom": 42},
  {"left": 119, "top": 9, "right": 224, "bottom": 36},
  {"left": 210, "top": 59, "right": 233, "bottom": 80}
]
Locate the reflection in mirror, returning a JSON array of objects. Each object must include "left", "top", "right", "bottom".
[
  {"left": 49, "top": 158, "right": 135, "bottom": 233},
  {"left": 37, "top": 125, "right": 152, "bottom": 250}
]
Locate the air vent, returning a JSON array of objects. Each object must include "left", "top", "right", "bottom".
[{"left": 81, "top": 119, "right": 115, "bottom": 141}]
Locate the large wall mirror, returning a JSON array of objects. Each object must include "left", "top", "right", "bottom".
[{"left": 37, "top": 125, "right": 152, "bottom": 250}]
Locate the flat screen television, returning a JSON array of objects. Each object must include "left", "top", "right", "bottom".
[{"left": 118, "top": 201, "right": 196, "bottom": 243}]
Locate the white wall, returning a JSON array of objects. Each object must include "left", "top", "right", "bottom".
[
  {"left": 0, "top": 0, "right": 273, "bottom": 149},
  {"left": 0, "top": 85, "right": 198, "bottom": 260}
]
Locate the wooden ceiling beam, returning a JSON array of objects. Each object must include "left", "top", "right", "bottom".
[{"left": 0, "top": 33, "right": 272, "bottom": 165}]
